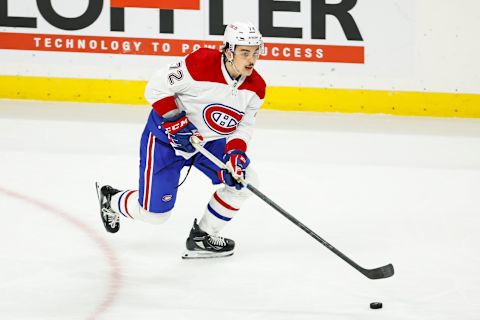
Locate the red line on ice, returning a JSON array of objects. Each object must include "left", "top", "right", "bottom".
[{"left": 0, "top": 186, "right": 122, "bottom": 320}]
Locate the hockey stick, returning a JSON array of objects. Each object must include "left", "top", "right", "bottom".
[{"left": 190, "top": 136, "right": 394, "bottom": 280}]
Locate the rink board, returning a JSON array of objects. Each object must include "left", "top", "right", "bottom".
[{"left": 1, "top": 75, "right": 479, "bottom": 118}]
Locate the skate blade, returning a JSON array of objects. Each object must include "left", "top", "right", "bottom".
[
  {"left": 95, "top": 182, "right": 100, "bottom": 196},
  {"left": 181, "top": 250, "right": 234, "bottom": 259},
  {"left": 95, "top": 182, "right": 102, "bottom": 212},
  {"left": 95, "top": 182, "right": 102, "bottom": 203}
]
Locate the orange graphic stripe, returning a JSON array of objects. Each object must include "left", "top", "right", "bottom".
[
  {"left": 111, "top": 0, "right": 200, "bottom": 10},
  {"left": 0, "top": 32, "right": 364, "bottom": 64}
]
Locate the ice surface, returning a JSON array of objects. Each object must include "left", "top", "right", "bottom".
[{"left": 1, "top": 100, "right": 480, "bottom": 320}]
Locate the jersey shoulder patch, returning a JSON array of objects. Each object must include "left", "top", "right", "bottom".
[
  {"left": 239, "top": 69, "right": 266, "bottom": 100},
  {"left": 185, "top": 48, "right": 226, "bottom": 85}
]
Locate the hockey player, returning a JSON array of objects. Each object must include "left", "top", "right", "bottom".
[{"left": 96, "top": 22, "right": 266, "bottom": 259}]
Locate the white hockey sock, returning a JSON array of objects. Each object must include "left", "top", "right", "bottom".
[
  {"left": 111, "top": 189, "right": 172, "bottom": 224},
  {"left": 111, "top": 190, "right": 139, "bottom": 219},
  {"left": 199, "top": 167, "right": 259, "bottom": 235},
  {"left": 199, "top": 188, "right": 244, "bottom": 235}
]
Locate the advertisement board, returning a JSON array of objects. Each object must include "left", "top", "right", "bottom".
[{"left": 1, "top": 0, "right": 479, "bottom": 117}]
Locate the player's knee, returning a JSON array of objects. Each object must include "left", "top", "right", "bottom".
[{"left": 138, "top": 207, "right": 172, "bottom": 225}]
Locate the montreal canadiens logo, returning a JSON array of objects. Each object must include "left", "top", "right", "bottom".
[
  {"left": 162, "top": 194, "right": 173, "bottom": 202},
  {"left": 203, "top": 104, "right": 244, "bottom": 135}
]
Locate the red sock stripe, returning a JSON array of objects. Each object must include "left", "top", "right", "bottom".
[
  {"left": 124, "top": 190, "right": 137, "bottom": 219},
  {"left": 143, "top": 133, "right": 155, "bottom": 211},
  {"left": 213, "top": 192, "right": 239, "bottom": 211}
]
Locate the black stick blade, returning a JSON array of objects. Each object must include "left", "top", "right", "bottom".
[{"left": 362, "top": 263, "right": 395, "bottom": 280}]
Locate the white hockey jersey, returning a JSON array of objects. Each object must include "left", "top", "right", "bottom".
[{"left": 144, "top": 48, "right": 266, "bottom": 154}]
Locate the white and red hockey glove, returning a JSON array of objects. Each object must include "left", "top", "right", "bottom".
[
  {"left": 161, "top": 111, "right": 203, "bottom": 153},
  {"left": 218, "top": 150, "right": 250, "bottom": 190}
]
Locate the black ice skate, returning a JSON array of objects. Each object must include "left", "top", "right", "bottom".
[
  {"left": 95, "top": 182, "right": 121, "bottom": 233},
  {"left": 182, "top": 219, "right": 235, "bottom": 259}
]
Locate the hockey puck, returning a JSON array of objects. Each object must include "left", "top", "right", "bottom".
[{"left": 370, "top": 302, "right": 382, "bottom": 309}]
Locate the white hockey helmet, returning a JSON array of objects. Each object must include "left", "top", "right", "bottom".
[{"left": 223, "top": 22, "right": 264, "bottom": 53}]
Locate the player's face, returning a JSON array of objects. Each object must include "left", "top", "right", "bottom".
[{"left": 233, "top": 45, "right": 261, "bottom": 76}]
